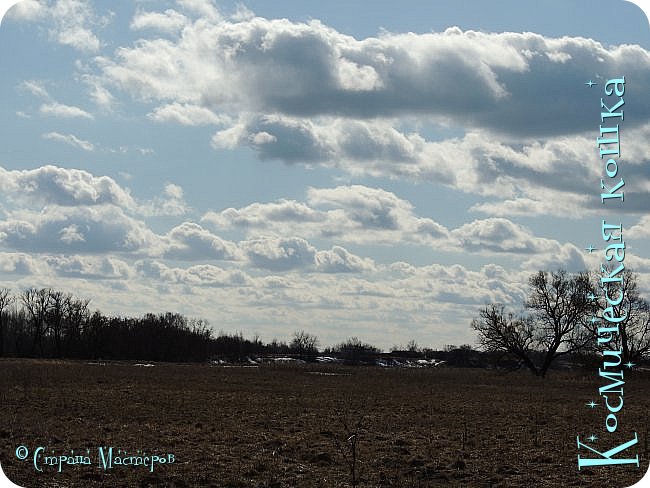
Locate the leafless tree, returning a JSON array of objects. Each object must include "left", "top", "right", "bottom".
[
  {"left": 472, "top": 270, "right": 596, "bottom": 377},
  {"left": 472, "top": 304, "right": 538, "bottom": 374},
  {"left": 526, "top": 270, "right": 595, "bottom": 375},
  {"left": 289, "top": 329, "right": 319, "bottom": 356},
  {"left": 0, "top": 288, "right": 14, "bottom": 356},
  {"left": 21, "top": 288, "right": 52, "bottom": 355},
  {"left": 47, "top": 290, "right": 66, "bottom": 357},
  {"left": 588, "top": 268, "right": 650, "bottom": 362},
  {"left": 63, "top": 294, "right": 91, "bottom": 342}
]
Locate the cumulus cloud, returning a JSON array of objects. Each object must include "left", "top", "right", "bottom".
[
  {"left": 237, "top": 236, "right": 374, "bottom": 273},
  {"left": 0, "top": 206, "right": 159, "bottom": 254},
  {"left": 449, "top": 217, "right": 586, "bottom": 272},
  {"left": 215, "top": 116, "right": 639, "bottom": 207},
  {"left": 5, "top": 5, "right": 647, "bottom": 347},
  {"left": 315, "top": 246, "right": 375, "bottom": 273},
  {"left": 46, "top": 255, "right": 133, "bottom": 279},
  {"left": 385, "top": 262, "right": 528, "bottom": 307},
  {"left": 140, "top": 183, "right": 190, "bottom": 216},
  {"left": 163, "top": 222, "right": 241, "bottom": 261},
  {"left": 240, "top": 236, "right": 317, "bottom": 271},
  {"left": 521, "top": 243, "right": 587, "bottom": 274},
  {"left": 97, "top": 16, "right": 650, "bottom": 136},
  {"left": 130, "top": 9, "right": 188, "bottom": 34},
  {"left": 629, "top": 216, "right": 650, "bottom": 239},
  {"left": 0, "top": 251, "right": 47, "bottom": 275},
  {"left": 86, "top": 10, "right": 650, "bottom": 217},
  {"left": 136, "top": 260, "right": 251, "bottom": 287},
  {"left": 0, "top": 165, "right": 191, "bottom": 219},
  {"left": 452, "top": 218, "right": 561, "bottom": 254},
  {"left": 203, "top": 184, "right": 449, "bottom": 245},
  {"left": 176, "top": 0, "right": 221, "bottom": 22},
  {"left": 0, "top": 165, "right": 136, "bottom": 209}
]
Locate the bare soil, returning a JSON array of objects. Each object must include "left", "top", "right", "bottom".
[{"left": 0, "top": 359, "right": 648, "bottom": 487}]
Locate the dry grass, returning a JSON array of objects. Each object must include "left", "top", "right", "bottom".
[{"left": 0, "top": 359, "right": 648, "bottom": 487}]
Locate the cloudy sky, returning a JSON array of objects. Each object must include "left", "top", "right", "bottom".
[{"left": 0, "top": 0, "right": 649, "bottom": 350}]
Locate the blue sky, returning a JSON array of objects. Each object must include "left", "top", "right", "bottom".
[{"left": 0, "top": 0, "right": 649, "bottom": 350}]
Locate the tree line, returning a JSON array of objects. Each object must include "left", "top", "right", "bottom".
[
  {"left": 2, "top": 268, "right": 647, "bottom": 372},
  {"left": 0, "top": 287, "right": 399, "bottom": 363},
  {"left": 0, "top": 288, "right": 213, "bottom": 361}
]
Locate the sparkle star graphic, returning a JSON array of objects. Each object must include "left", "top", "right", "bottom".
[
  {"left": 585, "top": 80, "right": 597, "bottom": 87},
  {"left": 586, "top": 400, "right": 598, "bottom": 409},
  {"left": 590, "top": 316, "right": 600, "bottom": 324},
  {"left": 587, "top": 434, "right": 598, "bottom": 442},
  {"left": 585, "top": 245, "right": 597, "bottom": 253},
  {"left": 587, "top": 293, "right": 598, "bottom": 301},
  {"left": 624, "top": 361, "right": 636, "bottom": 369}
]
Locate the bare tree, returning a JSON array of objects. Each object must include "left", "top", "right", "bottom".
[
  {"left": 289, "top": 330, "right": 319, "bottom": 356},
  {"left": 588, "top": 268, "right": 650, "bottom": 362},
  {"left": 472, "top": 270, "right": 595, "bottom": 377},
  {"left": 21, "top": 288, "right": 52, "bottom": 356},
  {"left": 47, "top": 290, "right": 66, "bottom": 357},
  {"left": 0, "top": 289, "right": 14, "bottom": 356},
  {"left": 63, "top": 295, "right": 91, "bottom": 343},
  {"left": 406, "top": 339, "right": 419, "bottom": 353},
  {"left": 472, "top": 304, "right": 538, "bottom": 374},
  {"left": 526, "top": 270, "right": 595, "bottom": 375}
]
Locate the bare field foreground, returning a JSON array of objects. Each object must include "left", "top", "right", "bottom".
[{"left": 0, "top": 359, "right": 648, "bottom": 488}]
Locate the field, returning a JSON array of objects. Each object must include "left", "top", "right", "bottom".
[{"left": 0, "top": 359, "right": 648, "bottom": 487}]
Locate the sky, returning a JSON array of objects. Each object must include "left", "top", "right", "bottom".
[{"left": 0, "top": 0, "right": 649, "bottom": 350}]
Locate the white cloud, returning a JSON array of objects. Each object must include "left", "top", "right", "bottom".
[
  {"left": 47, "top": 254, "right": 133, "bottom": 280},
  {"left": 450, "top": 217, "right": 587, "bottom": 273},
  {"left": 97, "top": 17, "right": 650, "bottom": 137},
  {"left": 56, "top": 23, "right": 100, "bottom": 52},
  {"left": 140, "top": 183, "right": 190, "bottom": 216},
  {"left": 81, "top": 74, "right": 115, "bottom": 110},
  {"left": 130, "top": 9, "right": 188, "bottom": 34},
  {"left": 451, "top": 218, "right": 563, "bottom": 254},
  {"left": 0, "top": 165, "right": 192, "bottom": 222},
  {"left": 49, "top": 0, "right": 105, "bottom": 52},
  {"left": 315, "top": 246, "right": 375, "bottom": 273},
  {"left": 629, "top": 216, "right": 650, "bottom": 239},
  {"left": 39, "top": 102, "right": 94, "bottom": 119},
  {"left": 136, "top": 260, "right": 251, "bottom": 287},
  {"left": 7, "top": 0, "right": 45, "bottom": 21},
  {"left": 163, "top": 222, "right": 241, "bottom": 261},
  {"left": 203, "top": 185, "right": 449, "bottom": 246},
  {"left": 175, "top": 0, "right": 221, "bottom": 22},
  {"left": 0, "top": 206, "right": 160, "bottom": 255},
  {"left": 0, "top": 165, "right": 136, "bottom": 209},
  {"left": 9, "top": 0, "right": 107, "bottom": 53},
  {"left": 0, "top": 251, "right": 47, "bottom": 275},
  {"left": 237, "top": 235, "right": 374, "bottom": 274},
  {"left": 90, "top": 12, "right": 650, "bottom": 217},
  {"left": 148, "top": 103, "right": 227, "bottom": 126},
  {"left": 19, "top": 79, "right": 50, "bottom": 99},
  {"left": 42, "top": 132, "right": 95, "bottom": 151},
  {"left": 59, "top": 224, "right": 86, "bottom": 244},
  {"left": 240, "top": 236, "right": 317, "bottom": 271}
]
